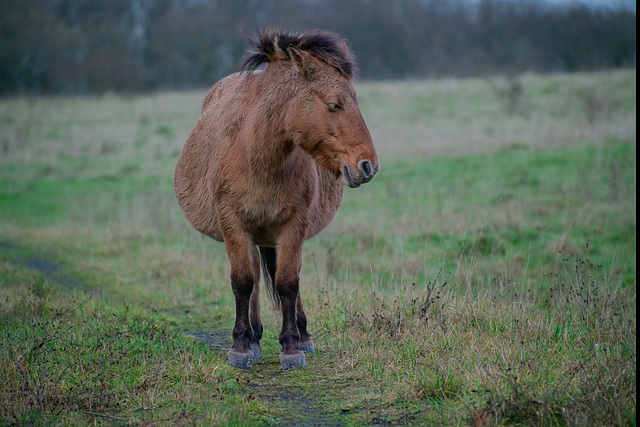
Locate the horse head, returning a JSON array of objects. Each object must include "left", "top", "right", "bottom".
[{"left": 279, "top": 35, "right": 379, "bottom": 188}]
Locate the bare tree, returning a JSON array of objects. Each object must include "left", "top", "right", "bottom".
[{"left": 0, "top": 0, "right": 635, "bottom": 95}]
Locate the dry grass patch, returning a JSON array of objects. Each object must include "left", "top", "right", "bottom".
[{"left": 309, "top": 249, "right": 635, "bottom": 425}]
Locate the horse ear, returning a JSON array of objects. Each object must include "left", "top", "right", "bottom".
[{"left": 288, "top": 47, "right": 317, "bottom": 80}]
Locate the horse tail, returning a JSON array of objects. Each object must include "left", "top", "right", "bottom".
[{"left": 259, "top": 246, "right": 279, "bottom": 307}]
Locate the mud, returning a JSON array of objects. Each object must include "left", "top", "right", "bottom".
[
  {"left": 247, "top": 383, "right": 345, "bottom": 427},
  {"left": 182, "top": 330, "right": 232, "bottom": 353}
]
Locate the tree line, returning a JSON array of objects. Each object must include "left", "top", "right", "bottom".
[{"left": 0, "top": 0, "right": 636, "bottom": 95}]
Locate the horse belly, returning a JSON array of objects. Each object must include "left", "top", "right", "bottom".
[
  {"left": 175, "top": 76, "right": 246, "bottom": 242},
  {"left": 174, "top": 165, "right": 224, "bottom": 241}
]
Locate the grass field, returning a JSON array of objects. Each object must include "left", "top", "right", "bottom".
[{"left": 0, "top": 70, "right": 636, "bottom": 425}]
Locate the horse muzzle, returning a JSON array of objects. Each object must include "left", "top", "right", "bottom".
[{"left": 343, "top": 159, "right": 379, "bottom": 188}]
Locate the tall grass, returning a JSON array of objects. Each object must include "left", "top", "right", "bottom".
[
  {"left": 0, "top": 70, "right": 636, "bottom": 425},
  {"left": 308, "top": 245, "right": 635, "bottom": 425}
]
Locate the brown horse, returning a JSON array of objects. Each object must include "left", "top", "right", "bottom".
[{"left": 175, "top": 29, "right": 378, "bottom": 369}]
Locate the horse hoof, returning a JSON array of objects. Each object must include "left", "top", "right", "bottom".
[
  {"left": 299, "top": 343, "right": 315, "bottom": 353},
  {"left": 228, "top": 350, "right": 253, "bottom": 369},
  {"left": 280, "top": 351, "right": 306, "bottom": 370},
  {"left": 251, "top": 344, "right": 262, "bottom": 360}
]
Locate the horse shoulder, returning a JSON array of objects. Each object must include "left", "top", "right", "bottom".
[{"left": 305, "top": 167, "right": 343, "bottom": 239}]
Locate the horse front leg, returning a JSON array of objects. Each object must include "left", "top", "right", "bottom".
[
  {"left": 275, "top": 235, "right": 306, "bottom": 370},
  {"left": 224, "top": 233, "right": 257, "bottom": 369}
]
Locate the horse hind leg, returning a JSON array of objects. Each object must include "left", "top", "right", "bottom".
[
  {"left": 296, "top": 295, "right": 315, "bottom": 354},
  {"left": 249, "top": 245, "right": 263, "bottom": 360}
]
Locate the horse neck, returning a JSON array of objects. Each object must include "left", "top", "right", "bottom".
[{"left": 245, "top": 71, "right": 299, "bottom": 181}]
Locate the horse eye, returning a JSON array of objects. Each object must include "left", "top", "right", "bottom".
[{"left": 326, "top": 103, "right": 342, "bottom": 112}]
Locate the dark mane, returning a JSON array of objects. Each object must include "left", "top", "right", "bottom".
[{"left": 241, "top": 29, "right": 357, "bottom": 79}]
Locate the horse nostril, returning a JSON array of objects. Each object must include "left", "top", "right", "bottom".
[
  {"left": 358, "top": 160, "right": 374, "bottom": 179},
  {"left": 358, "top": 160, "right": 375, "bottom": 181}
]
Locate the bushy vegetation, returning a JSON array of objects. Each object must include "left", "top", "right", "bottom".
[
  {"left": 1, "top": 0, "right": 636, "bottom": 95},
  {"left": 0, "top": 70, "right": 636, "bottom": 425}
]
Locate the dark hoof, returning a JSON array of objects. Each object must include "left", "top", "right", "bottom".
[
  {"left": 228, "top": 350, "right": 253, "bottom": 369},
  {"left": 250, "top": 343, "right": 262, "bottom": 360},
  {"left": 299, "top": 341, "right": 315, "bottom": 353},
  {"left": 280, "top": 351, "right": 306, "bottom": 370}
]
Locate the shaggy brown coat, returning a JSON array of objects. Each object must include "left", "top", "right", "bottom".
[{"left": 175, "top": 29, "right": 378, "bottom": 369}]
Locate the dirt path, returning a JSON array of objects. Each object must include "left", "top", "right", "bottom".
[
  {"left": 185, "top": 330, "right": 348, "bottom": 426},
  {"left": 0, "top": 240, "right": 87, "bottom": 290},
  {"left": 2, "top": 241, "right": 351, "bottom": 426}
]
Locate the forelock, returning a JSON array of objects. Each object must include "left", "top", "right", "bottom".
[{"left": 241, "top": 28, "right": 357, "bottom": 79}]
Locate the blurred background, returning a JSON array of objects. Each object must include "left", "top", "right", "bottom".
[{"left": 0, "top": 0, "right": 635, "bottom": 96}]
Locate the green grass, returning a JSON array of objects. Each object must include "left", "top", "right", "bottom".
[
  {"left": 0, "top": 257, "right": 269, "bottom": 425},
  {"left": 0, "top": 70, "right": 636, "bottom": 425}
]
